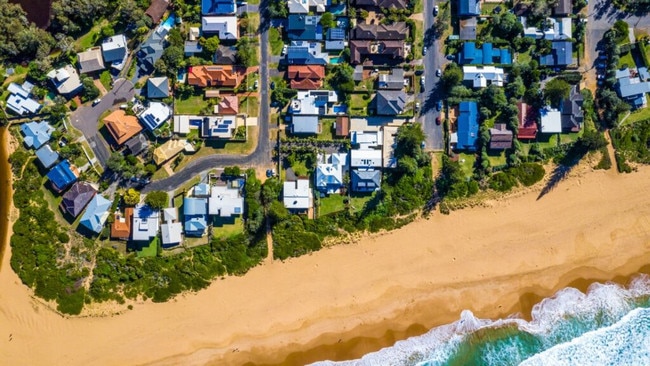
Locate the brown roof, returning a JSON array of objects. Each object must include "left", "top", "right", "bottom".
[
  {"left": 350, "top": 40, "right": 405, "bottom": 65},
  {"left": 215, "top": 95, "right": 239, "bottom": 115},
  {"left": 353, "top": 0, "right": 408, "bottom": 9},
  {"left": 111, "top": 207, "right": 133, "bottom": 240},
  {"left": 352, "top": 23, "right": 408, "bottom": 40},
  {"left": 489, "top": 124, "right": 513, "bottom": 150},
  {"left": 287, "top": 65, "right": 325, "bottom": 90},
  {"left": 517, "top": 102, "right": 538, "bottom": 140},
  {"left": 335, "top": 116, "right": 349, "bottom": 137},
  {"left": 187, "top": 65, "right": 242, "bottom": 88},
  {"left": 146, "top": 0, "right": 169, "bottom": 24},
  {"left": 60, "top": 182, "right": 97, "bottom": 217},
  {"left": 104, "top": 110, "right": 143, "bottom": 145}
]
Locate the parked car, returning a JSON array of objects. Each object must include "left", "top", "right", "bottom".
[
  {"left": 434, "top": 5, "right": 439, "bottom": 15},
  {"left": 270, "top": 81, "right": 275, "bottom": 90},
  {"left": 446, "top": 54, "right": 455, "bottom": 61},
  {"left": 420, "top": 76, "right": 426, "bottom": 86},
  {"left": 423, "top": 46, "right": 427, "bottom": 55},
  {"left": 436, "top": 116, "right": 441, "bottom": 125},
  {"left": 92, "top": 99, "right": 101, "bottom": 106},
  {"left": 436, "top": 69, "right": 442, "bottom": 77},
  {"left": 436, "top": 100, "right": 443, "bottom": 111},
  {"left": 281, "top": 45, "right": 288, "bottom": 56},
  {"left": 254, "top": 80, "right": 259, "bottom": 89},
  {"left": 415, "top": 102, "right": 421, "bottom": 112}
]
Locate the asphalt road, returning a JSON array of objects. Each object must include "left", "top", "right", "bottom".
[
  {"left": 70, "top": 79, "right": 135, "bottom": 167},
  {"left": 420, "top": 0, "right": 446, "bottom": 151},
  {"left": 143, "top": 1, "right": 273, "bottom": 193}
]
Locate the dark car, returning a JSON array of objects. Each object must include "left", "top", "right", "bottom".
[
  {"left": 436, "top": 100, "right": 443, "bottom": 111},
  {"left": 446, "top": 54, "right": 455, "bottom": 61},
  {"left": 270, "top": 81, "right": 275, "bottom": 90},
  {"left": 436, "top": 116, "right": 441, "bottom": 125}
]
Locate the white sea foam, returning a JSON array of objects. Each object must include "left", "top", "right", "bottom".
[
  {"left": 311, "top": 275, "right": 650, "bottom": 366},
  {"left": 520, "top": 307, "right": 650, "bottom": 366}
]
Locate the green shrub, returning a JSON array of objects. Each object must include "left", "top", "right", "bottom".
[
  {"left": 489, "top": 172, "right": 518, "bottom": 192},
  {"left": 594, "top": 147, "right": 612, "bottom": 170},
  {"left": 508, "top": 162, "right": 545, "bottom": 186}
]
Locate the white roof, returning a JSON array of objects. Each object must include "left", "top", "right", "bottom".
[
  {"left": 189, "top": 27, "right": 200, "bottom": 41},
  {"left": 287, "top": 0, "right": 327, "bottom": 13},
  {"left": 208, "top": 185, "right": 244, "bottom": 217},
  {"left": 290, "top": 90, "right": 339, "bottom": 116},
  {"left": 6, "top": 89, "right": 41, "bottom": 115},
  {"left": 202, "top": 16, "right": 238, "bottom": 40},
  {"left": 161, "top": 222, "right": 183, "bottom": 245},
  {"left": 139, "top": 102, "right": 171, "bottom": 130},
  {"left": 350, "top": 149, "right": 383, "bottom": 168},
  {"left": 48, "top": 65, "right": 82, "bottom": 95},
  {"left": 163, "top": 207, "right": 178, "bottom": 222},
  {"left": 8, "top": 82, "right": 29, "bottom": 98},
  {"left": 283, "top": 179, "right": 312, "bottom": 210},
  {"left": 315, "top": 153, "right": 348, "bottom": 194},
  {"left": 540, "top": 107, "right": 562, "bottom": 133},
  {"left": 463, "top": 66, "right": 505, "bottom": 88},
  {"left": 173, "top": 115, "right": 193, "bottom": 134},
  {"left": 351, "top": 130, "right": 383, "bottom": 149},
  {"left": 132, "top": 204, "right": 160, "bottom": 241}
]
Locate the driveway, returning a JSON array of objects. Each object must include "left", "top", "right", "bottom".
[
  {"left": 419, "top": 0, "right": 447, "bottom": 151},
  {"left": 70, "top": 79, "right": 135, "bottom": 167}
]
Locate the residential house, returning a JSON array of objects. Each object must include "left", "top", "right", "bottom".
[
  {"left": 202, "top": 0, "right": 236, "bottom": 14},
  {"left": 292, "top": 116, "right": 320, "bottom": 134},
  {"left": 153, "top": 139, "right": 188, "bottom": 165},
  {"left": 539, "top": 41, "right": 573, "bottom": 67},
  {"left": 335, "top": 116, "right": 350, "bottom": 137},
  {"left": 214, "top": 95, "right": 239, "bottom": 114},
  {"left": 138, "top": 102, "right": 172, "bottom": 130},
  {"left": 79, "top": 195, "right": 111, "bottom": 234},
  {"left": 352, "top": 22, "right": 408, "bottom": 40},
  {"left": 194, "top": 183, "right": 211, "bottom": 197},
  {"left": 517, "top": 102, "right": 538, "bottom": 140},
  {"left": 187, "top": 65, "right": 242, "bottom": 88},
  {"left": 77, "top": 47, "right": 105, "bottom": 74},
  {"left": 35, "top": 145, "right": 59, "bottom": 169},
  {"left": 553, "top": 0, "right": 572, "bottom": 16},
  {"left": 463, "top": 66, "right": 505, "bottom": 88},
  {"left": 132, "top": 204, "right": 160, "bottom": 242},
  {"left": 375, "top": 90, "right": 407, "bottom": 115},
  {"left": 20, "top": 120, "right": 54, "bottom": 149},
  {"left": 349, "top": 40, "right": 405, "bottom": 65},
  {"left": 287, "top": 15, "right": 323, "bottom": 41},
  {"left": 145, "top": 0, "right": 169, "bottom": 24},
  {"left": 459, "top": 0, "right": 481, "bottom": 16},
  {"left": 111, "top": 207, "right": 133, "bottom": 240},
  {"left": 615, "top": 67, "right": 650, "bottom": 108},
  {"left": 147, "top": 76, "right": 170, "bottom": 99},
  {"left": 184, "top": 41, "right": 203, "bottom": 56},
  {"left": 455, "top": 101, "right": 479, "bottom": 151},
  {"left": 524, "top": 18, "right": 572, "bottom": 40},
  {"left": 539, "top": 106, "right": 563, "bottom": 133},
  {"left": 290, "top": 90, "right": 338, "bottom": 115},
  {"left": 160, "top": 207, "right": 182, "bottom": 247},
  {"left": 315, "top": 153, "right": 348, "bottom": 194},
  {"left": 201, "top": 115, "right": 237, "bottom": 138},
  {"left": 286, "top": 41, "right": 329, "bottom": 65},
  {"left": 6, "top": 81, "right": 42, "bottom": 116},
  {"left": 325, "top": 27, "right": 346, "bottom": 51},
  {"left": 104, "top": 110, "right": 143, "bottom": 145},
  {"left": 189, "top": 27, "right": 200, "bottom": 41},
  {"left": 102, "top": 34, "right": 128, "bottom": 71},
  {"left": 377, "top": 68, "right": 405, "bottom": 90},
  {"left": 125, "top": 134, "right": 150, "bottom": 156},
  {"left": 561, "top": 85, "right": 584, "bottom": 132},
  {"left": 183, "top": 197, "right": 208, "bottom": 236},
  {"left": 60, "top": 182, "right": 97, "bottom": 217},
  {"left": 137, "top": 29, "right": 166, "bottom": 75},
  {"left": 489, "top": 123, "right": 513, "bottom": 150},
  {"left": 47, "top": 160, "right": 78, "bottom": 192},
  {"left": 283, "top": 179, "right": 313, "bottom": 212},
  {"left": 350, "top": 130, "right": 383, "bottom": 192},
  {"left": 208, "top": 184, "right": 244, "bottom": 217},
  {"left": 47, "top": 65, "right": 83, "bottom": 97},
  {"left": 459, "top": 42, "right": 512, "bottom": 65},
  {"left": 202, "top": 16, "right": 238, "bottom": 40},
  {"left": 351, "top": 130, "right": 383, "bottom": 150},
  {"left": 287, "top": 65, "right": 325, "bottom": 90},
  {"left": 287, "top": 0, "right": 328, "bottom": 13},
  {"left": 350, "top": 148, "right": 383, "bottom": 169},
  {"left": 213, "top": 45, "right": 237, "bottom": 64},
  {"left": 460, "top": 18, "right": 477, "bottom": 41},
  {"left": 350, "top": 168, "right": 382, "bottom": 192},
  {"left": 352, "top": 0, "right": 408, "bottom": 9}
]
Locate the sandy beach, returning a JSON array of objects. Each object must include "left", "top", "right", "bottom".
[{"left": 1, "top": 147, "right": 650, "bottom": 365}]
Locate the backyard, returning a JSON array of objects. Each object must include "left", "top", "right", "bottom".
[
  {"left": 212, "top": 216, "right": 243, "bottom": 239},
  {"left": 175, "top": 94, "right": 208, "bottom": 115},
  {"left": 239, "top": 95, "right": 259, "bottom": 117},
  {"left": 350, "top": 93, "right": 372, "bottom": 116},
  {"left": 318, "top": 193, "right": 373, "bottom": 216}
]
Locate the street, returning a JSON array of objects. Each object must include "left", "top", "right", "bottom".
[
  {"left": 70, "top": 79, "right": 135, "bottom": 167},
  {"left": 420, "top": 0, "right": 446, "bottom": 152}
]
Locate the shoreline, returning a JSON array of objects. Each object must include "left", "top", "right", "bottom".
[
  {"left": 0, "top": 126, "right": 15, "bottom": 266},
  {"left": 0, "top": 155, "right": 649, "bottom": 365}
]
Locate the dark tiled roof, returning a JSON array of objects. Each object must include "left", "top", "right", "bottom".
[{"left": 60, "top": 181, "right": 97, "bottom": 217}]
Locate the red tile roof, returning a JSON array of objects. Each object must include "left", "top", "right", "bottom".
[
  {"left": 517, "top": 102, "right": 537, "bottom": 140},
  {"left": 188, "top": 65, "right": 241, "bottom": 88},
  {"left": 287, "top": 65, "right": 324, "bottom": 90}
]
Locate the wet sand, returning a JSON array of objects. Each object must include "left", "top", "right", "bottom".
[{"left": 1, "top": 144, "right": 650, "bottom": 365}]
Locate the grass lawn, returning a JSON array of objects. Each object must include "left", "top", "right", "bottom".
[
  {"left": 458, "top": 153, "right": 476, "bottom": 179},
  {"left": 413, "top": 0, "right": 423, "bottom": 13},
  {"left": 245, "top": 13, "right": 260, "bottom": 36},
  {"left": 99, "top": 71, "right": 112, "bottom": 90},
  {"left": 354, "top": 77, "right": 375, "bottom": 92},
  {"left": 414, "top": 20, "right": 424, "bottom": 59},
  {"left": 173, "top": 176, "right": 202, "bottom": 200},
  {"left": 486, "top": 150, "right": 507, "bottom": 167},
  {"left": 350, "top": 93, "right": 371, "bottom": 116},
  {"left": 618, "top": 51, "right": 636, "bottom": 69},
  {"left": 175, "top": 95, "right": 208, "bottom": 114},
  {"left": 239, "top": 95, "right": 259, "bottom": 117},
  {"left": 136, "top": 237, "right": 158, "bottom": 258},
  {"left": 212, "top": 216, "right": 243, "bottom": 239},
  {"left": 517, "top": 49, "right": 532, "bottom": 64},
  {"left": 247, "top": 0, "right": 260, "bottom": 4},
  {"left": 318, "top": 119, "right": 335, "bottom": 140},
  {"left": 151, "top": 167, "right": 170, "bottom": 181},
  {"left": 269, "top": 27, "right": 284, "bottom": 56},
  {"left": 75, "top": 20, "right": 109, "bottom": 51},
  {"left": 622, "top": 102, "right": 650, "bottom": 125},
  {"left": 290, "top": 159, "right": 309, "bottom": 177},
  {"left": 481, "top": 2, "right": 501, "bottom": 15},
  {"left": 319, "top": 193, "right": 373, "bottom": 216}
]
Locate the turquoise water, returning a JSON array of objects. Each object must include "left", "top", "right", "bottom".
[
  {"left": 161, "top": 13, "right": 176, "bottom": 30},
  {"left": 330, "top": 57, "right": 342, "bottom": 64},
  {"left": 313, "top": 276, "right": 650, "bottom": 365}
]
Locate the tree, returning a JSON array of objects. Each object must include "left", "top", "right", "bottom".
[
  {"left": 123, "top": 188, "right": 141, "bottom": 206},
  {"left": 319, "top": 12, "right": 335, "bottom": 29},
  {"left": 161, "top": 45, "right": 185, "bottom": 73},
  {"left": 81, "top": 76, "right": 100, "bottom": 102},
  {"left": 441, "top": 63, "right": 463, "bottom": 89},
  {"left": 201, "top": 36, "right": 221, "bottom": 55},
  {"left": 106, "top": 152, "right": 126, "bottom": 172},
  {"left": 144, "top": 191, "right": 168, "bottom": 210},
  {"left": 492, "top": 12, "right": 523, "bottom": 40},
  {"left": 544, "top": 78, "right": 571, "bottom": 108},
  {"left": 236, "top": 37, "right": 257, "bottom": 67},
  {"left": 395, "top": 123, "right": 426, "bottom": 161}
]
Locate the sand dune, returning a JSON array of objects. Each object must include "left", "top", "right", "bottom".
[{"left": 1, "top": 161, "right": 650, "bottom": 366}]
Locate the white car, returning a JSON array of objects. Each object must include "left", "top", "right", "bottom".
[
  {"left": 281, "top": 45, "right": 288, "bottom": 56},
  {"left": 420, "top": 76, "right": 425, "bottom": 86},
  {"left": 254, "top": 80, "right": 259, "bottom": 89},
  {"left": 436, "top": 69, "right": 442, "bottom": 77},
  {"left": 434, "top": 5, "right": 439, "bottom": 15},
  {"left": 92, "top": 99, "right": 101, "bottom": 106}
]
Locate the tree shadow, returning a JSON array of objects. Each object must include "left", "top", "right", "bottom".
[{"left": 537, "top": 144, "right": 587, "bottom": 200}]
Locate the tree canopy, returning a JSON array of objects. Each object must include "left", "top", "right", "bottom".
[{"left": 145, "top": 191, "right": 169, "bottom": 210}]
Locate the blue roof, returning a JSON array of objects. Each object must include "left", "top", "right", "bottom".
[
  {"left": 183, "top": 198, "right": 207, "bottom": 235},
  {"left": 457, "top": 101, "right": 479, "bottom": 151},
  {"left": 47, "top": 160, "right": 77, "bottom": 191},
  {"left": 460, "top": 42, "right": 511, "bottom": 65},
  {"left": 640, "top": 67, "right": 650, "bottom": 81},
  {"left": 500, "top": 48, "right": 512, "bottom": 65},
  {"left": 183, "top": 197, "right": 207, "bottom": 215},
  {"left": 194, "top": 183, "right": 210, "bottom": 197},
  {"left": 540, "top": 41, "right": 573, "bottom": 67},
  {"left": 35, "top": 145, "right": 59, "bottom": 168},
  {"left": 459, "top": 0, "right": 481, "bottom": 16},
  {"left": 618, "top": 80, "right": 650, "bottom": 98},
  {"left": 286, "top": 44, "right": 328, "bottom": 65},
  {"left": 20, "top": 121, "right": 53, "bottom": 149},
  {"left": 202, "top": 0, "right": 235, "bottom": 14},
  {"left": 482, "top": 43, "right": 493, "bottom": 64},
  {"left": 328, "top": 28, "right": 346, "bottom": 40},
  {"left": 79, "top": 195, "right": 111, "bottom": 233},
  {"left": 287, "top": 15, "right": 322, "bottom": 41},
  {"left": 292, "top": 116, "right": 319, "bottom": 134}
]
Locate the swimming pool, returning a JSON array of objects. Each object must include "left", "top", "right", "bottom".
[
  {"left": 161, "top": 13, "right": 177, "bottom": 30},
  {"left": 333, "top": 105, "right": 347, "bottom": 114},
  {"left": 330, "top": 57, "right": 342, "bottom": 64}
]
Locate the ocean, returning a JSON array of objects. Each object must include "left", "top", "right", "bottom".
[{"left": 313, "top": 275, "right": 650, "bottom": 366}]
